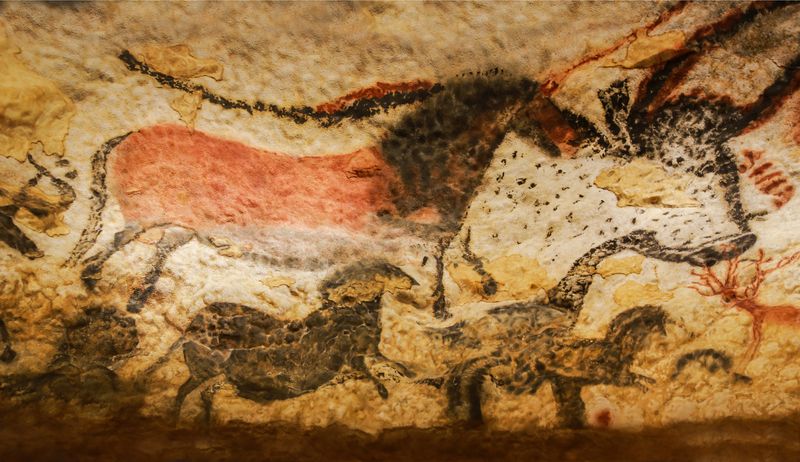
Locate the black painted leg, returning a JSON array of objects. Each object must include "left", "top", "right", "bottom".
[
  {"left": 432, "top": 239, "right": 451, "bottom": 319},
  {"left": 461, "top": 227, "right": 498, "bottom": 296},
  {"left": 81, "top": 224, "right": 143, "bottom": 289},
  {"left": 127, "top": 229, "right": 194, "bottom": 313},
  {"left": 174, "top": 375, "right": 205, "bottom": 423},
  {"left": 550, "top": 378, "right": 586, "bottom": 429},
  {"left": 199, "top": 380, "right": 223, "bottom": 426},
  {"left": 352, "top": 355, "right": 389, "bottom": 399}
]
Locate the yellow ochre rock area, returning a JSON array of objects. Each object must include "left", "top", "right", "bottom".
[{"left": 0, "top": 24, "right": 75, "bottom": 161}]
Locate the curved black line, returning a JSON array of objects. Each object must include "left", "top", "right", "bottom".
[
  {"left": 118, "top": 50, "right": 442, "bottom": 127},
  {"left": 66, "top": 133, "right": 132, "bottom": 267}
]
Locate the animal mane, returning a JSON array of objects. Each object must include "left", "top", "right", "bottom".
[
  {"left": 380, "top": 72, "right": 539, "bottom": 225},
  {"left": 606, "top": 305, "right": 667, "bottom": 346}
]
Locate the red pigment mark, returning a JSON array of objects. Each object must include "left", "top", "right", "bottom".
[
  {"left": 738, "top": 150, "right": 794, "bottom": 208},
  {"left": 527, "top": 94, "right": 580, "bottom": 157},
  {"left": 110, "top": 124, "right": 397, "bottom": 231},
  {"left": 637, "top": 2, "right": 786, "bottom": 116},
  {"left": 690, "top": 249, "right": 800, "bottom": 365},
  {"left": 595, "top": 409, "right": 612, "bottom": 428},
  {"left": 315, "top": 80, "right": 434, "bottom": 114},
  {"left": 541, "top": 2, "right": 689, "bottom": 95}
]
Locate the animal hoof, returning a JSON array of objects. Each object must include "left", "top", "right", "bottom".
[
  {"left": 24, "top": 249, "right": 44, "bottom": 259},
  {"left": 81, "top": 271, "right": 100, "bottom": 290},
  {"left": 481, "top": 277, "right": 498, "bottom": 296},
  {"left": 377, "top": 383, "right": 389, "bottom": 399},
  {"left": 633, "top": 374, "right": 655, "bottom": 391},
  {"left": 0, "top": 346, "right": 16, "bottom": 363},
  {"left": 433, "top": 296, "right": 451, "bottom": 320},
  {"left": 127, "top": 289, "right": 148, "bottom": 313}
]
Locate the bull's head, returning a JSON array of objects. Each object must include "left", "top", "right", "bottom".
[{"left": 507, "top": 78, "right": 757, "bottom": 279}]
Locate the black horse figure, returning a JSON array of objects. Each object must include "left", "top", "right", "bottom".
[
  {"left": 143, "top": 262, "right": 418, "bottom": 423},
  {"left": 446, "top": 305, "right": 668, "bottom": 428}
]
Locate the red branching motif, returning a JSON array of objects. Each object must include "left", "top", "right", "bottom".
[
  {"left": 690, "top": 248, "right": 800, "bottom": 363},
  {"left": 738, "top": 150, "right": 795, "bottom": 208}
]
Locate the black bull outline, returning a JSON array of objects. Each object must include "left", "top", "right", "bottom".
[{"left": 64, "top": 3, "right": 800, "bottom": 321}]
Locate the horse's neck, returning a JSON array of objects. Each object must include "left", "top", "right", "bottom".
[{"left": 610, "top": 327, "right": 652, "bottom": 359}]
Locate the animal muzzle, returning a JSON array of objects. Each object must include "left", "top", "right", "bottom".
[{"left": 683, "top": 232, "right": 756, "bottom": 267}]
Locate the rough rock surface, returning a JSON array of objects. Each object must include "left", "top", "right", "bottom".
[{"left": 1, "top": 1, "right": 799, "bottom": 460}]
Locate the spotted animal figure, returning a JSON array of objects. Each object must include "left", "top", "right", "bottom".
[
  {"left": 68, "top": 4, "right": 800, "bottom": 319},
  {"left": 144, "top": 262, "right": 418, "bottom": 422},
  {"left": 446, "top": 305, "right": 668, "bottom": 428}
]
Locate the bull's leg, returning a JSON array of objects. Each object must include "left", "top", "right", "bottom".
[
  {"left": 548, "top": 236, "right": 627, "bottom": 312},
  {"left": 461, "top": 227, "right": 498, "bottom": 297},
  {"left": 351, "top": 355, "right": 388, "bottom": 399},
  {"left": 127, "top": 228, "right": 195, "bottom": 313},
  {"left": 550, "top": 377, "right": 586, "bottom": 429},
  {"left": 432, "top": 237, "right": 453, "bottom": 319},
  {"left": 81, "top": 223, "right": 143, "bottom": 289}
]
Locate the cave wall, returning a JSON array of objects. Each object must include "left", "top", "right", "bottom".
[{"left": 1, "top": 1, "right": 800, "bottom": 459}]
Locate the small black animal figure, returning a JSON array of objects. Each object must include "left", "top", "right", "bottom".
[
  {"left": 0, "top": 307, "right": 138, "bottom": 403},
  {"left": 447, "top": 305, "right": 668, "bottom": 428},
  {"left": 0, "top": 318, "right": 16, "bottom": 363},
  {"left": 148, "top": 262, "right": 418, "bottom": 422},
  {"left": 672, "top": 348, "right": 751, "bottom": 384}
]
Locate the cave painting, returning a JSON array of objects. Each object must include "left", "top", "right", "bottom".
[
  {"left": 1, "top": 2, "right": 800, "bottom": 431},
  {"left": 67, "top": 3, "right": 800, "bottom": 320}
]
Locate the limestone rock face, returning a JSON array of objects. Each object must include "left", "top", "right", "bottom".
[{"left": 1, "top": 2, "right": 800, "bottom": 460}]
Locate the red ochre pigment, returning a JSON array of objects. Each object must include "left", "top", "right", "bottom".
[
  {"left": 594, "top": 409, "right": 613, "bottom": 428},
  {"left": 110, "top": 124, "right": 398, "bottom": 231}
]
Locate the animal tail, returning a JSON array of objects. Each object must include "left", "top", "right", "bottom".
[
  {"left": 118, "top": 49, "right": 442, "bottom": 127},
  {"left": 65, "top": 133, "right": 132, "bottom": 267},
  {"left": 0, "top": 319, "right": 16, "bottom": 363}
]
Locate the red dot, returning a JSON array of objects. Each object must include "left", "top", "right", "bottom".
[{"left": 595, "top": 409, "right": 612, "bottom": 428}]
